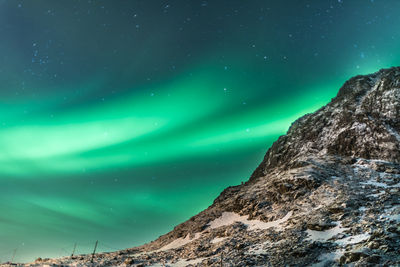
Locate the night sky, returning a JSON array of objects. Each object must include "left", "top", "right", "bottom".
[{"left": 1, "top": 0, "right": 400, "bottom": 262}]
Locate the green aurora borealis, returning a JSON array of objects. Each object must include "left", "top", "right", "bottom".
[{"left": 1, "top": 0, "right": 400, "bottom": 262}]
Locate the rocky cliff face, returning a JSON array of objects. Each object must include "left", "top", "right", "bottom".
[
  {"left": 252, "top": 67, "right": 400, "bottom": 177},
  {"left": 20, "top": 67, "right": 400, "bottom": 266}
]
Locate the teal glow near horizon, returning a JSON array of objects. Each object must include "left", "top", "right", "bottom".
[{"left": 1, "top": 0, "right": 400, "bottom": 263}]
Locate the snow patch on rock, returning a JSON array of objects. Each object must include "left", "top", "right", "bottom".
[
  {"left": 170, "top": 257, "right": 207, "bottom": 267},
  {"left": 361, "top": 179, "right": 389, "bottom": 188},
  {"left": 306, "top": 222, "right": 347, "bottom": 242},
  {"left": 157, "top": 233, "right": 202, "bottom": 252},
  {"left": 210, "top": 237, "right": 227, "bottom": 244},
  {"left": 335, "top": 233, "right": 370, "bottom": 246},
  {"left": 207, "top": 211, "right": 293, "bottom": 231},
  {"left": 311, "top": 249, "right": 345, "bottom": 267}
]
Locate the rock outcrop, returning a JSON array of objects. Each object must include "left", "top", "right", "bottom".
[{"left": 17, "top": 67, "right": 400, "bottom": 266}]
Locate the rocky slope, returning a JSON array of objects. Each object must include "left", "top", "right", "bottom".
[{"left": 17, "top": 67, "right": 400, "bottom": 266}]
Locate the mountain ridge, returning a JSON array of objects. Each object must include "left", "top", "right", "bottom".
[{"left": 15, "top": 67, "right": 400, "bottom": 266}]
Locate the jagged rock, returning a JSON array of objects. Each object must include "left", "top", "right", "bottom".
[
  {"left": 12, "top": 67, "right": 400, "bottom": 266},
  {"left": 340, "top": 252, "right": 367, "bottom": 264},
  {"left": 307, "top": 221, "right": 337, "bottom": 231}
]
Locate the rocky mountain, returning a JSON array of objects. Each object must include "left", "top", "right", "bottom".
[{"left": 17, "top": 67, "right": 400, "bottom": 266}]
